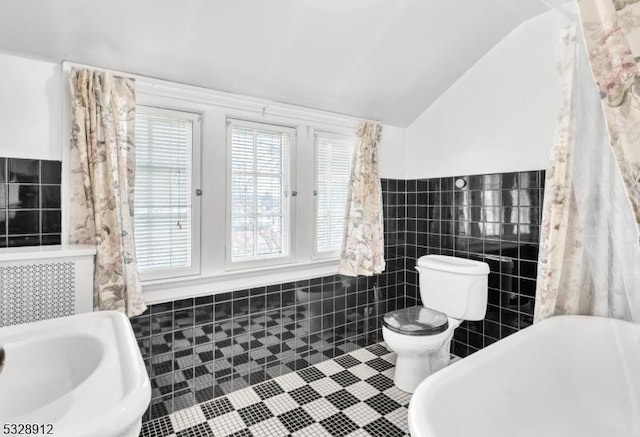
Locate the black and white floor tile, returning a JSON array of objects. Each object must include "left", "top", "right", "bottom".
[{"left": 140, "top": 343, "right": 411, "bottom": 437}]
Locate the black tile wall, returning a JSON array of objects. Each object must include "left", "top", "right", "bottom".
[
  {"left": 400, "top": 170, "right": 545, "bottom": 358},
  {"left": 0, "top": 158, "right": 62, "bottom": 247}
]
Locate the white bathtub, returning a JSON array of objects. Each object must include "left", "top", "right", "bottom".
[{"left": 409, "top": 315, "right": 640, "bottom": 437}]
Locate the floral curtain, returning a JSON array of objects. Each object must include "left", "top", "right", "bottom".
[
  {"left": 578, "top": 0, "right": 640, "bottom": 235},
  {"left": 535, "top": 8, "right": 640, "bottom": 323},
  {"left": 339, "top": 122, "right": 386, "bottom": 277},
  {"left": 69, "top": 69, "right": 147, "bottom": 317}
]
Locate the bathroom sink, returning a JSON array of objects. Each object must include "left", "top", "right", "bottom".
[{"left": 0, "top": 311, "right": 151, "bottom": 437}]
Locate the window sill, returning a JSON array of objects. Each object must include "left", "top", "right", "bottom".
[{"left": 141, "top": 259, "right": 341, "bottom": 304}]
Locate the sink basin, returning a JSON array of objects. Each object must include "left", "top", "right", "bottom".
[{"left": 0, "top": 311, "right": 151, "bottom": 437}]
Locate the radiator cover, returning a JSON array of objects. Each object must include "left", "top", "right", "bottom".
[{"left": 0, "top": 245, "right": 95, "bottom": 327}]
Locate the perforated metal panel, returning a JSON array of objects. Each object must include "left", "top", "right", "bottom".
[{"left": 0, "top": 262, "right": 75, "bottom": 326}]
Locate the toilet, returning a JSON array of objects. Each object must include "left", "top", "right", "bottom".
[{"left": 382, "top": 255, "right": 489, "bottom": 393}]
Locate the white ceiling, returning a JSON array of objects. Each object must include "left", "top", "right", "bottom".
[{"left": 0, "top": 0, "right": 549, "bottom": 126}]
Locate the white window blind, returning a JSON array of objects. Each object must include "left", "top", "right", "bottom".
[
  {"left": 228, "top": 120, "right": 293, "bottom": 264},
  {"left": 134, "top": 106, "right": 200, "bottom": 279},
  {"left": 315, "top": 132, "right": 354, "bottom": 256}
]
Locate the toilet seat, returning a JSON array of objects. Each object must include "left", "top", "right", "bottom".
[{"left": 382, "top": 305, "right": 449, "bottom": 336}]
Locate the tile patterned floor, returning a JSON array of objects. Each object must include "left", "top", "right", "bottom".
[{"left": 140, "top": 343, "right": 411, "bottom": 437}]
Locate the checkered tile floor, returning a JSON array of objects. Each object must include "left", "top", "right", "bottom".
[{"left": 140, "top": 343, "right": 411, "bottom": 437}]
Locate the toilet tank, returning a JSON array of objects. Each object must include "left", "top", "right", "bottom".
[{"left": 416, "top": 255, "right": 490, "bottom": 321}]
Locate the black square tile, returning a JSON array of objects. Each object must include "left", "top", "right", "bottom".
[
  {"left": 0, "top": 211, "right": 6, "bottom": 236},
  {"left": 40, "top": 160, "right": 61, "bottom": 184},
  {"left": 175, "top": 422, "right": 213, "bottom": 437},
  {"left": 0, "top": 158, "right": 5, "bottom": 183},
  {"left": 330, "top": 370, "right": 360, "bottom": 387},
  {"left": 131, "top": 315, "right": 151, "bottom": 338},
  {"left": 215, "top": 302, "right": 232, "bottom": 321},
  {"left": 364, "top": 393, "right": 401, "bottom": 415},
  {"left": 237, "top": 402, "right": 273, "bottom": 427},
  {"left": 140, "top": 415, "right": 174, "bottom": 437},
  {"left": 7, "top": 185, "right": 39, "bottom": 209},
  {"left": 288, "top": 385, "right": 321, "bottom": 405},
  {"left": 297, "top": 366, "right": 325, "bottom": 383},
  {"left": 175, "top": 309, "right": 194, "bottom": 328},
  {"left": 8, "top": 158, "right": 39, "bottom": 183},
  {"left": 8, "top": 235, "right": 39, "bottom": 247},
  {"left": 278, "top": 407, "right": 315, "bottom": 433},
  {"left": 228, "top": 430, "right": 253, "bottom": 437},
  {"left": 201, "top": 396, "right": 234, "bottom": 420},
  {"left": 253, "top": 379, "right": 284, "bottom": 400},
  {"left": 151, "top": 313, "right": 173, "bottom": 334},
  {"left": 215, "top": 291, "right": 232, "bottom": 302},
  {"left": 41, "top": 234, "right": 61, "bottom": 245},
  {"left": 363, "top": 417, "right": 404, "bottom": 437},
  {"left": 366, "top": 344, "right": 390, "bottom": 356},
  {"left": 8, "top": 210, "right": 39, "bottom": 234},
  {"left": 195, "top": 295, "right": 214, "bottom": 306},
  {"left": 319, "top": 412, "right": 359, "bottom": 437},
  {"left": 326, "top": 389, "right": 360, "bottom": 410},
  {"left": 151, "top": 302, "right": 174, "bottom": 313},
  {"left": 365, "top": 374, "right": 394, "bottom": 392},
  {"left": 42, "top": 209, "right": 61, "bottom": 233},
  {"left": 365, "top": 357, "right": 394, "bottom": 372},
  {"left": 148, "top": 396, "right": 172, "bottom": 419},
  {"left": 195, "top": 305, "right": 214, "bottom": 325},
  {"left": 335, "top": 354, "right": 361, "bottom": 369}
]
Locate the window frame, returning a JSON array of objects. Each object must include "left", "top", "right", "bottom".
[
  {"left": 313, "top": 130, "right": 356, "bottom": 260},
  {"left": 134, "top": 104, "right": 203, "bottom": 282},
  {"left": 225, "top": 118, "right": 298, "bottom": 271}
]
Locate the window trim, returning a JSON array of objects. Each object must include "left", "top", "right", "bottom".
[
  {"left": 313, "top": 130, "right": 355, "bottom": 260},
  {"left": 134, "top": 104, "right": 203, "bottom": 282},
  {"left": 225, "top": 118, "right": 298, "bottom": 271}
]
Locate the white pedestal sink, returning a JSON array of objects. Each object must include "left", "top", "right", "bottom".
[{"left": 0, "top": 311, "right": 151, "bottom": 437}]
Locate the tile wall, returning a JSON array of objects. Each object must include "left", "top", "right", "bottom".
[
  {"left": 132, "top": 180, "right": 408, "bottom": 421},
  {"left": 399, "top": 171, "right": 545, "bottom": 357},
  {"left": 0, "top": 157, "right": 62, "bottom": 247}
]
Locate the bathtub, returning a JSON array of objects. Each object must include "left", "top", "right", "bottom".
[{"left": 408, "top": 315, "right": 640, "bottom": 437}]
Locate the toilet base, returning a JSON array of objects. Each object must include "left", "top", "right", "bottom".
[
  {"left": 394, "top": 354, "right": 434, "bottom": 393},
  {"left": 383, "top": 324, "right": 457, "bottom": 393}
]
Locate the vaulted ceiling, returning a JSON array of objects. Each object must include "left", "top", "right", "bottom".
[{"left": 0, "top": 0, "right": 550, "bottom": 126}]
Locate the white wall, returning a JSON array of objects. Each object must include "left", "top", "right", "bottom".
[
  {"left": 0, "top": 53, "right": 61, "bottom": 160},
  {"left": 405, "top": 11, "right": 565, "bottom": 179},
  {"left": 378, "top": 125, "right": 406, "bottom": 179}
]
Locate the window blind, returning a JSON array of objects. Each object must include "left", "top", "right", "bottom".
[
  {"left": 134, "top": 108, "right": 194, "bottom": 274},
  {"left": 315, "top": 133, "right": 354, "bottom": 254},
  {"left": 229, "top": 121, "right": 291, "bottom": 262}
]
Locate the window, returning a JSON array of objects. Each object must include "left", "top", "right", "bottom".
[
  {"left": 134, "top": 106, "right": 201, "bottom": 280},
  {"left": 227, "top": 119, "right": 294, "bottom": 267},
  {"left": 314, "top": 132, "right": 354, "bottom": 256}
]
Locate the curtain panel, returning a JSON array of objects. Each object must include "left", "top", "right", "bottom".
[
  {"left": 69, "top": 68, "right": 146, "bottom": 317},
  {"left": 339, "top": 122, "right": 386, "bottom": 277},
  {"left": 578, "top": 0, "right": 640, "bottom": 236},
  {"left": 535, "top": 15, "right": 640, "bottom": 323}
]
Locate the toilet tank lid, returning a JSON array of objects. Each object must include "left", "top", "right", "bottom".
[{"left": 416, "top": 255, "right": 489, "bottom": 275}]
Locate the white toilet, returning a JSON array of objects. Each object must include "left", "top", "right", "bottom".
[{"left": 382, "top": 255, "right": 489, "bottom": 393}]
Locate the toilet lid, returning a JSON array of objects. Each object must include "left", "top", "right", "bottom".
[{"left": 382, "top": 306, "right": 449, "bottom": 336}]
